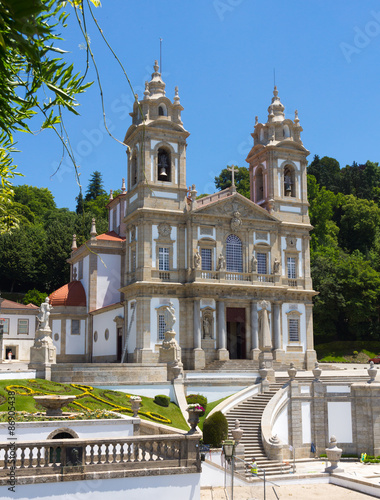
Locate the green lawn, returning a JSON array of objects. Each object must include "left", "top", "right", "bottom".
[
  {"left": 0, "top": 379, "right": 189, "bottom": 430},
  {"left": 315, "top": 341, "right": 380, "bottom": 363}
]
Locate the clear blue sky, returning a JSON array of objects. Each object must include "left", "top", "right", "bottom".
[{"left": 13, "top": 0, "right": 380, "bottom": 210}]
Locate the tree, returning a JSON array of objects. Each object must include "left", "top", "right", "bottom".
[
  {"left": 214, "top": 166, "right": 250, "bottom": 199},
  {"left": 0, "top": 0, "right": 95, "bottom": 232},
  {"left": 312, "top": 248, "right": 380, "bottom": 342},
  {"left": 337, "top": 195, "right": 380, "bottom": 255},
  {"left": 307, "top": 175, "right": 341, "bottom": 251},
  {"left": 85, "top": 171, "right": 107, "bottom": 202},
  {"left": 339, "top": 161, "right": 380, "bottom": 200},
  {"left": 13, "top": 185, "right": 56, "bottom": 218},
  {"left": 23, "top": 289, "right": 47, "bottom": 306},
  {"left": 307, "top": 155, "right": 341, "bottom": 193}
]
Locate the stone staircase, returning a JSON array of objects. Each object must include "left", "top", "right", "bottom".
[
  {"left": 223, "top": 373, "right": 369, "bottom": 478},
  {"left": 225, "top": 383, "right": 291, "bottom": 477}
]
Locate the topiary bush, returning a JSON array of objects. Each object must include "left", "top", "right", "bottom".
[
  {"left": 202, "top": 411, "right": 228, "bottom": 448},
  {"left": 153, "top": 394, "right": 170, "bottom": 407},
  {"left": 186, "top": 394, "right": 207, "bottom": 416}
]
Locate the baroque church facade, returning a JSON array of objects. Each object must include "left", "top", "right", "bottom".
[{"left": 48, "top": 61, "right": 317, "bottom": 370}]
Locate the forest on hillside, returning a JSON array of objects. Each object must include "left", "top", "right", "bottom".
[{"left": 1, "top": 159, "right": 380, "bottom": 345}]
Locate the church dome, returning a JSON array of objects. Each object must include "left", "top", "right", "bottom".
[{"left": 49, "top": 281, "right": 86, "bottom": 307}]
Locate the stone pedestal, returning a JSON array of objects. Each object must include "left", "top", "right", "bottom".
[
  {"left": 29, "top": 327, "right": 56, "bottom": 381},
  {"left": 193, "top": 348, "right": 205, "bottom": 370},
  {"left": 159, "top": 329, "right": 183, "bottom": 381},
  {"left": 250, "top": 348, "right": 260, "bottom": 361},
  {"left": 259, "top": 351, "right": 275, "bottom": 382},
  {"left": 217, "top": 348, "right": 229, "bottom": 361}
]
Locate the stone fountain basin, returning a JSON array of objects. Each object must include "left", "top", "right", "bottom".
[{"left": 33, "top": 395, "right": 76, "bottom": 416}]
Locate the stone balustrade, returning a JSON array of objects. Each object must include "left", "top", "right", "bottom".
[{"left": 0, "top": 433, "right": 200, "bottom": 484}]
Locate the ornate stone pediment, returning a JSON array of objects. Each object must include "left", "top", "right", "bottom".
[{"left": 195, "top": 194, "right": 277, "bottom": 222}]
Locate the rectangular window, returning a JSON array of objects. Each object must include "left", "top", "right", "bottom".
[
  {"left": 71, "top": 319, "right": 80, "bottom": 335},
  {"left": 201, "top": 248, "right": 212, "bottom": 271},
  {"left": 159, "top": 247, "right": 169, "bottom": 271},
  {"left": 78, "top": 260, "right": 83, "bottom": 280},
  {"left": 17, "top": 319, "right": 29, "bottom": 335},
  {"left": 158, "top": 314, "right": 166, "bottom": 341},
  {"left": 0, "top": 319, "right": 9, "bottom": 335},
  {"left": 257, "top": 253, "right": 267, "bottom": 274},
  {"left": 289, "top": 319, "right": 299, "bottom": 342},
  {"left": 287, "top": 257, "right": 296, "bottom": 279}
]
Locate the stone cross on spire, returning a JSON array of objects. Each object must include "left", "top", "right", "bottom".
[{"left": 228, "top": 165, "right": 239, "bottom": 192}]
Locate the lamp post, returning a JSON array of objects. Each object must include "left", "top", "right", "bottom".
[{"left": 222, "top": 439, "right": 235, "bottom": 500}]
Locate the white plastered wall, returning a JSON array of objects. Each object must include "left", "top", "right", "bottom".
[
  {"left": 52, "top": 319, "right": 61, "bottom": 355},
  {"left": 65, "top": 319, "right": 86, "bottom": 355},
  {"left": 96, "top": 253, "right": 121, "bottom": 309},
  {"left": 92, "top": 306, "right": 123, "bottom": 357},
  {"left": 328, "top": 402, "right": 353, "bottom": 443},
  {"left": 1, "top": 313, "right": 36, "bottom": 361}
]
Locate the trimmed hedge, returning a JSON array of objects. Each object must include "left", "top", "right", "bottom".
[
  {"left": 186, "top": 394, "right": 207, "bottom": 417},
  {"left": 153, "top": 394, "right": 170, "bottom": 407},
  {"left": 202, "top": 411, "right": 228, "bottom": 448}
]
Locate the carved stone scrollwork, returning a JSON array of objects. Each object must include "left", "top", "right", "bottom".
[
  {"left": 158, "top": 222, "right": 172, "bottom": 238},
  {"left": 231, "top": 211, "right": 242, "bottom": 231}
]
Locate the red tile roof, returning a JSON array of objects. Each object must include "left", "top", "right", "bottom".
[
  {"left": 96, "top": 231, "right": 125, "bottom": 242},
  {"left": 49, "top": 281, "right": 87, "bottom": 307},
  {"left": 0, "top": 299, "right": 38, "bottom": 310}
]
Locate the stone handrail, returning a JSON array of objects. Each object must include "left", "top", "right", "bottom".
[
  {"left": 208, "top": 383, "right": 261, "bottom": 418},
  {"left": 0, "top": 433, "right": 200, "bottom": 481},
  {"left": 261, "top": 385, "right": 289, "bottom": 461}
]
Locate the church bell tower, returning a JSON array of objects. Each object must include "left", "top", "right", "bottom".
[
  {"left": 123, "top": 61, "right": 190, "bottom": 214},
  {"left": 246, "top": 87, "right": 310, "bottom": 224}
]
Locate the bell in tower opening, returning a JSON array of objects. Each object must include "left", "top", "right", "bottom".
[{"left": 157, "top": 148, "right": 171, "bottom": 181}]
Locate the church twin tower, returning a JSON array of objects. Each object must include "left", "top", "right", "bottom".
[
  {"left": 61, "top": 61, "right": 316, "bottom": 370},
  {"left": 116, "top": 61, "right": 316, "bottom": 370}
]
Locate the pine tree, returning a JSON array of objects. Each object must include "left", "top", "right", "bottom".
[
  {"left": 76, "top": 191, "right": 84, "bottom": 215},
  {"left": 85, "top": 171, "right": 106, "bottom": 202}
]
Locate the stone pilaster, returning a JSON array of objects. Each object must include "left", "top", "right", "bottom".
[
  {"left": 311, "top": 380, "right": 325, "bottom": 455},
  {"left": 217, "top": 300, "right": 228, "bottom": 360},
  {"left": 250, "top": 300, "right": 260, "bottom": 361}
]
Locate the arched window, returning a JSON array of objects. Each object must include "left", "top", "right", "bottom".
[
  {"left": 283, "top": 124, "right": 290, "bottom": 138},
  {"left": 226, "top": 234, "right": 243, "bottom": 272},
  {"left": 255, "top": 167, "right": 264, "bottom": 202},
  {"left": 157, "top": 148, "right": 171, "bottom": 182},
  {"left": 158, "top": 105, "right": 167, "bottom": 116},
  {"left": 284, "top": 165, "right": 295, "bottom": 197}
]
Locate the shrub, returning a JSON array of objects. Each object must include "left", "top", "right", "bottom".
[
  {"left": 186, "top": 394, "right": 207, "bottom": 416},
  {"left": 202, "top": 411, "right": 228, "bottom": 448},
  {"left": 153, "top": 394, "right": 170, "bottom": 407}
]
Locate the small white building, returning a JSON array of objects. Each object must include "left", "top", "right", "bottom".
[{"left": 0, "top": 298, "right": 38, "bottom": 361}]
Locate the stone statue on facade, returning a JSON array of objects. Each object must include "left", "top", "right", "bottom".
[
  {"left": 194, "top": 251, "right": 202, "bottom": 269},
  {"left": 163, "top": 301, "right": 176, "bottom": 332},
  {"left": 273, "top": 258, "right": 280, "bottom": 274},
  {"left": 217, "top": 253, "right": 226, "bottom": 271},
  {"left": 37, "top": 298, "right": 53, "bottom": 330},
  {"left": 251, "top": 254, "right": 258, "bottom": 273},
  {"left": 203, "top": 315, "right": 211, "bottom": 339}
]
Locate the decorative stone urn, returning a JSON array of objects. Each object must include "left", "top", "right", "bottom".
[
  {"left": 368, "top": 361, "right": 377, "bottom": 383},
  {"left": 33, "top": 395, "right": 76, "bottom": 416},
  {"left": 259, "top": 362, "right": 268, "bottom": 381},
  {"left": 313, "top": 361, "right": 322, "bottom": 382},
  {"left": 287, "top": 362, "right": 297, "bottom": 382},
  {"left": 187, "top": 406, "right": 202, "bottom": 433},
  {"left": 130, "top": 396, "right": 142, "bottom": 417},
  {"left": 231, "top": 419, "right": 244, "bottom": 444},
  {"left": 324, "top": 436, "right": 344, "bottom": 473}
]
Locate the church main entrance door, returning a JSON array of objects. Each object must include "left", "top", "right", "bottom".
[{"left": 226, "top": 308, "right": 246, "bottom": 359}]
